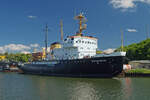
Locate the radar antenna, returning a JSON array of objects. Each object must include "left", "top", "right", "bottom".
[{"left": 74, "top": 13, "right": 87, "bottom": 36}]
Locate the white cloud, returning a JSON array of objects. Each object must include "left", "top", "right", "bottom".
[
  {"left": 103, "top": 48, "right": 116, "bottom": 54},
  {"left": 110, "top": 0, "right": 136, "bottom": 9},
  {"left": 0, "top": 43, "right": 39, "bottom": 53},
  {"left": 27, "top": 15, "right": 37, "bottom": 19},
  {"left": 127, "top": 28, "right": 137, "bottom": 32},
  {"left": 30, "top": 44, "right": 39, "bottom": 48},
  {"left": 4, "top": 44, "right": 31, "bottom": 51},
  {"left": 110, "top": 0, "right": 150, "bottom": 11}
]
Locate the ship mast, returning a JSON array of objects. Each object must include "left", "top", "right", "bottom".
[
  {"left": 74, "top": 13, "right": 87, "bottom": 36},
  {"left": 44, "top": 24, "right": 49, "bottom": 58},
  {"left": 121, "top": 29, "right": 124, "bottom": 52},
  {"left": 60, "top": 20, "right": 64, "bottom": 41}
]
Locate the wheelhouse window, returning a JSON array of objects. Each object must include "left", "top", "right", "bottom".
[{"left": 71, "top": 38, "right": 74, "bottom": 40}]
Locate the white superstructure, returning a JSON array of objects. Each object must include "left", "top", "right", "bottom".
[{"left": 53, "top": 36, "right": 98, "bottom": 60}]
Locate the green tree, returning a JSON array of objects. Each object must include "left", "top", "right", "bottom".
[
  {"left": 116, "top": 38, "right": 150, "bottom": 60},
  {"left": 4, "top": 53, "right": 32, "bottom": 63}
]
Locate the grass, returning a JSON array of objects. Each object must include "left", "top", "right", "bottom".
[{"left": 126, "top": 68, "right": 150, "bottom": 74}]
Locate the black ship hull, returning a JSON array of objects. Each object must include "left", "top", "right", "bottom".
[{"left": 19, "top": 56, "right": 127, "bottom": 78}]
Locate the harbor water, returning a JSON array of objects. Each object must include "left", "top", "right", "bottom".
[{"left": 0, "top": 73, "right": 150, "bottom": 100}]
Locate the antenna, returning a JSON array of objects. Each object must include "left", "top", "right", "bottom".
[
  {"left": 60, "top": 20, "right": 64, "bottom": 41},
  {"left": 121, "top": 29, "right": 124, "bottom": 52},
  {"left": 74, "top": 13, "right": 87, "bottom": 36}
]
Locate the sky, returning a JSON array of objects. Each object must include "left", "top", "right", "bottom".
[{"left": 0, "top": 0, "right": 150, "bottom": 53}]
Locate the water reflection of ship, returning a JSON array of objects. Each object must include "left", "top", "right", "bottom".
[
  {"left": 23, "top": 75, "right": 123, "bottom": 100},
  {"left": 67, "top": 78, "right": 122, "bottom": 100},
  {"left": 123, "top": 78, "right": 132, "bottom": 100}
]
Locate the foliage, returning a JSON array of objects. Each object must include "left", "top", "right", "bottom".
[
  {"left": 126, "top": 68, "right": 150, "bottom": 74},
  {"left": 116, "top": 39, "right": 150, "bottom": 60},
  {"left": 1, "top": 53, "right": 32, "bottom": 63}
]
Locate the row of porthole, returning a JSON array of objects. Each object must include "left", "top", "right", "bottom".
[
  {"left": 65, "top": 39, "right": 96, "bottom": 44},
  {"left": 76, "top": 40, "right": 96, "bottom": 45},
  {"left": 64, "top": 37, "right": 97, "bottom": 45},
  {"left": 59, "top": 61, "right": 101, "bottom": 64}
]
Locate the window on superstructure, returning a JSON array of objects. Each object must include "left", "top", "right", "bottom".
[
  {"left": 71, "top": 38, "right": 74, "bottom": 40},
  {"left": 79, "top": 40, "right": 81, "bottom": 43},
  {"left": 82, "top": 41, "right": 84, "bottom": 43}
]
